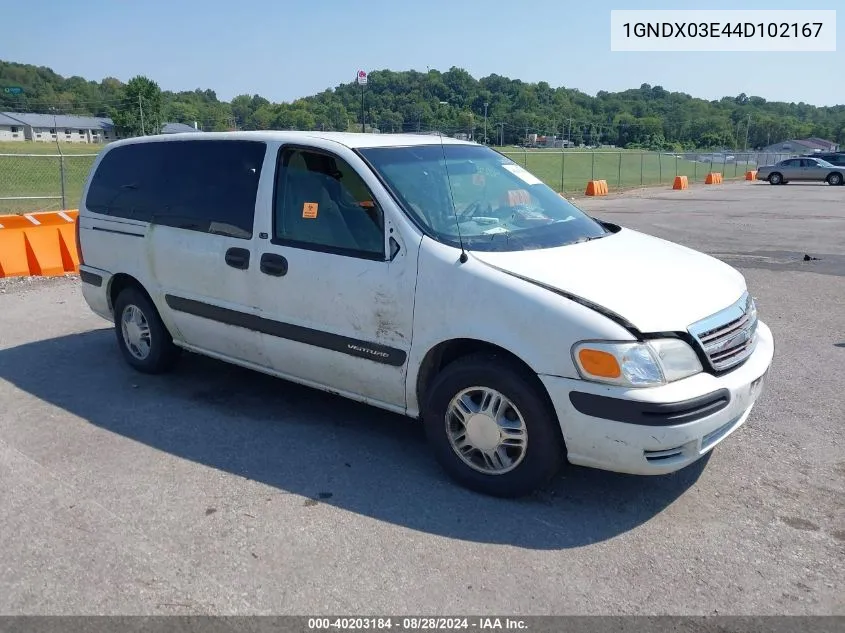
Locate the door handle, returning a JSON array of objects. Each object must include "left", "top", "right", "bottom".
[
  {"left": 260, "top": 253, "right": 288, "bottom": 277},
  {"left": 225, "top": 247, "right": 250, "bottom": 270}
]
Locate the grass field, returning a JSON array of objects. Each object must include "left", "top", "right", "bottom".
[
  {"left": 0, "top": 140, "right": 759, "bottom": 215},
  {"left": 0, "top": 145, "right": 99, "bottom": 214},
  {"left": 0, "top": 140, "right": 106, "bottom": 155}
]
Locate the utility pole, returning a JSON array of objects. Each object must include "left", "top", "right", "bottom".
[
  {"left": 567, "top": 117, "right": 573, "bottom": 146},
  {"left": 139, "top": 95, "right": 145, "bottom": 136},
  {"left": 51, "top": 108, "right": 66, "bottom": 210},
  {"left": 483, "top": 102, "right": 488, "bottom": 145}
]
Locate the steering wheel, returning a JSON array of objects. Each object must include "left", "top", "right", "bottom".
[{"left": 457, "top": 199, "right": 492, "bottom": 222}]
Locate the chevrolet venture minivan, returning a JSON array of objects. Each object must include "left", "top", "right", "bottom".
[{"left": 77, "top": 132, "right": 774, "bottom": 497}]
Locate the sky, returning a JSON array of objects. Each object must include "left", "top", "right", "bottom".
[{"left": 1, "top": 0, "right": 842, "bottom": 106}]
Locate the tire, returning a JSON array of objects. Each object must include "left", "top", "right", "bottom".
[
  {"left": 768, "top": 172, "right": 783, "bottom": 185},
  {"left": 422, "top": 353, "right": 565, "bottom": 498},
  {"left": 113, "top": 286, "right": 180, "bottom": 374},
  {"left": 827, "top": 172, "right": 843, "bottom": 186}
]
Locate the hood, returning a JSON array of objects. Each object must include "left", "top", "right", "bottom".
[{"left": 471, "top": 228, "right": 746, "bottom": 333}]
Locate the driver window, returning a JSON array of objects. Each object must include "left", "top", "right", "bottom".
[{"left": 273, "top": 148, "right": 385, "bottom": 259}]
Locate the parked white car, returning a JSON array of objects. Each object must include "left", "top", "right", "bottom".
[{"left": 76, "top": 132, "right": 774, "bottom": 497}]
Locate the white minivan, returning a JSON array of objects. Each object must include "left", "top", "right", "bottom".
[{"left": 77, "top": 132, "right": 774, "bottom": 497}]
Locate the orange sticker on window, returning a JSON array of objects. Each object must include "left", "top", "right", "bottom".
[
  {"left": 359, "top": 200, "right": 375, "bottom": 208},
  {"left": 302, "top": 202, "right": 318, "bottom": 219}
]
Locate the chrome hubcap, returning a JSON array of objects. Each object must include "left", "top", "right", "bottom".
[
  {"left": 445, "top": 387, "right": 527, "bottom": 475},
  {"left": 121, "top": 304, "right": 151, "bottom": 360}
]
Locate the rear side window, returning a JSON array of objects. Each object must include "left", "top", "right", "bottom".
[{"left": 85, "top": 140, "right": 266, "bottom": 239}]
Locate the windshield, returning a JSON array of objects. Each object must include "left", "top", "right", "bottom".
[
  {"left": 816, "top": 159, "right": 835, "bottom": 168},
  {"left": 358, "top": 144, "right": 608, "bottom": 252}
]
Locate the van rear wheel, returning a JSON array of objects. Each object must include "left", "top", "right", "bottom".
[
  {"left": 422, "top": 354, "right": 564, "bottom": 497},
  {"left": 113, "top": 287, "right": 180, "bottom": 374}
]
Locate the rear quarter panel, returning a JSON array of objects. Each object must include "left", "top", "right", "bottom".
[{"left": 77, "top": 143, "right": 156, "bottom": 319}]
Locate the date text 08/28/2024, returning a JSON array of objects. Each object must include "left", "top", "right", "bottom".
[{"left": 307, "top": 617, "right": 528, "bottom": 630}]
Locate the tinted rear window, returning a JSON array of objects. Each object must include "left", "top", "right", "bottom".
[{"left": 85, "top": 140, "right": 266, "bottom": 239}]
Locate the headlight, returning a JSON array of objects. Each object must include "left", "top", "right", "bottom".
[
  {"left": 747, "top": 294, "right": 758, "bottom": 325},
  {"left": 572, "top": 338, "right": 703, "bottom": 388}
]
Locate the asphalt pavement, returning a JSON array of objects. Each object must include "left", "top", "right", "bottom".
[{"left": 0, "top": 180, "right": 842, "bottom": 615}]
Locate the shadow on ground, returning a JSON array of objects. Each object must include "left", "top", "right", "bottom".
[{"left": 0, "top": 329, "right": 710, "bottom": 549}]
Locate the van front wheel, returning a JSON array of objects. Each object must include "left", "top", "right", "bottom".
[
  {"left": 422, "top": 354, "right": 564, "bottom": 497},
  {"left": 113, "top": 287, "right": 180, "bottom": 374}
]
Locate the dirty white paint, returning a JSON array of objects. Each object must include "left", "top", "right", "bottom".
[{"left": 76, "top": 130, "right": 776, "bottom": 478}]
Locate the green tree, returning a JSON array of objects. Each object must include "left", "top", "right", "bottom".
[
  {"left": 4, "top": 59, "right": 845, "bottom": 149},
  {"left": 111, "top": 76, "right": 163, "bottom": 137}
]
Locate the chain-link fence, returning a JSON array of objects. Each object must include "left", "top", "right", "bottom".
[
  {"left": 498, "top": 150, "right": 797, "bottom": 194},
  {"left": 0, "top": 148, "right": 798, "bottom": 215},
  {"left": 0, "top": 153, "right": 98, "bottom": 215}
]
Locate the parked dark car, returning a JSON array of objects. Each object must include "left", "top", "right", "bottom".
[{"left": 805, "top": 152, "right": 845, "bottom": 167}]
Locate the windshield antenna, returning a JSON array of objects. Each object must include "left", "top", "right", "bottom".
[{"left": 438, "top": 130, "right": 469, "bottom": 263}]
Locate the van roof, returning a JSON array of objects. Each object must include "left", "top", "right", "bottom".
[{"left": 105, "top": 130, "right": 477, "bottom": 150}]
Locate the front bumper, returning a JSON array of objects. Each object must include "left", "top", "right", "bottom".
[{"left": 540, "top": 321, "right": 775, "bottom": 475}]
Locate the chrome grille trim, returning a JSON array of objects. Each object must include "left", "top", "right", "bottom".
[
  {"left": 689, "top": 292, "right": 758, "bottom": 372},
  {"left": 699, "top": 312, "right": 751, "bottom": 346}
]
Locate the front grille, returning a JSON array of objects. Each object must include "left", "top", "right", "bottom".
[{"left": 689, "top": 292, "right": 758, "bottom": 372}]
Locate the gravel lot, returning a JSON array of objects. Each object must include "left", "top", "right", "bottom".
[{"left": 0, "top": 180, "right": 843, "bottom": 615}]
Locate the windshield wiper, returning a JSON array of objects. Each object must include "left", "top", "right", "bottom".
[{"left": 569, "top": 234, "right": 607, "bottom": 245}]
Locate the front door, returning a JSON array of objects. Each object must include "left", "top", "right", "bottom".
[
  {"left": 248, "top": 144, "right": 418, "bottom": 410},
  {"left": 801, "top": 158, "right": 827, "bottom": 181}
]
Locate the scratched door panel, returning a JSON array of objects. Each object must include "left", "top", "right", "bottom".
[{"left": 249, "top": 242, "right": 417, "bottom": 410}]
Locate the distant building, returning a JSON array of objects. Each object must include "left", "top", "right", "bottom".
[
  {"left": 0, "top": 112, "right": 116, "bottom": 143},
  {"left": 0, "top": 112, "right": 25, "bottom": 141},
  {"left": 760, "top": 137, "right": 839, "bottom": 154},
  {"left": 0, "top": 113, "right": 207, "bottom": 143}
]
